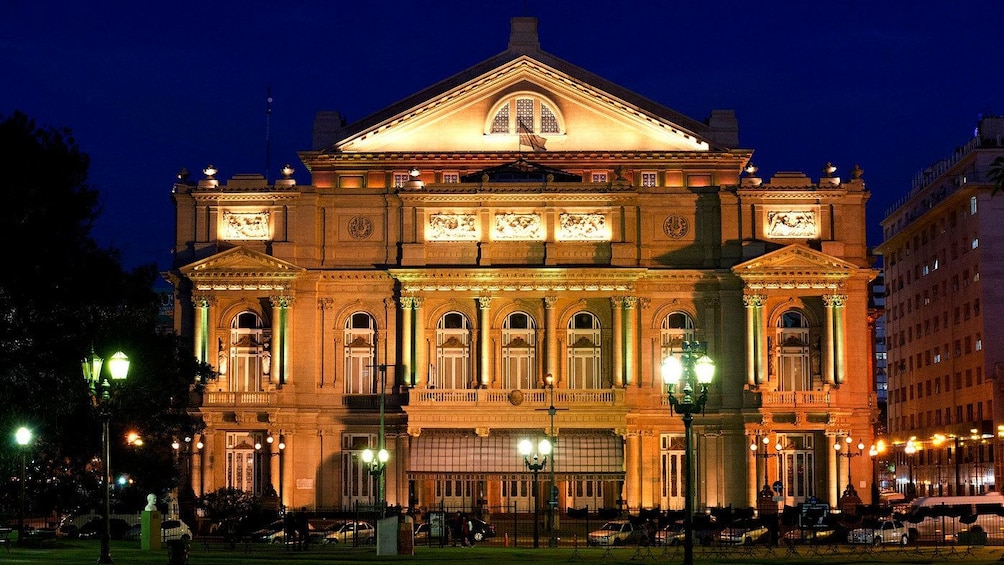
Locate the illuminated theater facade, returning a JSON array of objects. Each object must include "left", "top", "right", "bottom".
[{"left": 169, "top": 18, "right": 876, "bottom": 514}]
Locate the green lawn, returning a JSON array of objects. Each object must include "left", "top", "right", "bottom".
[{"left": 6, "top": 539, "right": 1004, "bottom": 565}]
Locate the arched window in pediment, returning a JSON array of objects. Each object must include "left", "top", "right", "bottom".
[{"left": 486, "top": 93, "right": 565, "bottom": 135}]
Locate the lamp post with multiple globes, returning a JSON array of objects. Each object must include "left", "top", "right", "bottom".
[
  {"left": 518, "top": 438, "right": 551, "bottom": 549},
  {"left": 362, "top": 447, "right": 389, "bottom": 517},
  {"left": 834, "top": 436, "right": 865, "bottom": 500},
  {"left": 661, "top": 341, "right": 715, "bottom": 565},
  {"left": 82, "top": 349, "right": 130, "bottom": 564},
  {"left": 750, "top": 435, "right": 783, "bottom": 492}
]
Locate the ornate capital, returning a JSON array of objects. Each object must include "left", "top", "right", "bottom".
[
  {"left": 638, "top": 297, "right": 652, "bottom": 309},
  {"left": 622, "top": 296, "right": 638, "bottom": 309},
  {"left": 742, "top": 293, "right": 766, "bottom": 308},
  {"left": 400, "top": 296, "right": 415, "bottom": 309},
  {"left": 475, "top": 427, "right": 490, "bottom": 437},
  {"left": 544, "top": 296, "right": 558, "bottom": 309},
  {"left": 318, "top": 298, "right": 333, "bottom": 310},
  {"left": 192, "top": 294, "right": 216, "bottom": 308},
  {"left": 823, "top": 294, "right": 848, "bottom": 307},
  {"left": 703, "top": 297, "right": 720, "bottom": 308},
  {"left": 477, "top": 296, "right": 493, "bottom": 310},
  {"left": 270, "top": 294, "right": 294, "bottom": 309},
  {"left": 412, "top": 297, "right": 425, "bottom": 309},
  {"left": 610, "top": 296, "right": 625, "bottom": 308}
]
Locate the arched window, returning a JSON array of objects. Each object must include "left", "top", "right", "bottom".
[
  {"left": 775, "top": 310, "right": 810, "bottom": 391},
  {"left": 436, "top": 312, "right": 471, "bottom": 389},
  {"left": 502, "top": 311, "right": 537, "bottom": 389},
  {"left": 486, "top": 94, "right": 565, "bottom": 135},
  {"left": 566, "top": 312, "right": 601, "bottom": 389},
  {"left": 343, "top": 312, "right": 376, "bottom": 394},
  {"left": 229, "top": 311, "right": 267, "bottom": 392},
  {"left": 660, "top": 312, "right": 695, "bottom": 357}
]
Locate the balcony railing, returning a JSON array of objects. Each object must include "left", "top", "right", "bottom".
[
  {"left": 761, "top": 390, "right": 831, "bottom": 406},
  {"left": 410, "top": 388, "right": 619, "bottom": 406},
  {"left": 203, "top": 391, "right": 276, "bottom": 405}
]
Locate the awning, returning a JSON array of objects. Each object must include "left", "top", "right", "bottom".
[{"left": 408, "top": 430, "right": 624, "bottom": 481}]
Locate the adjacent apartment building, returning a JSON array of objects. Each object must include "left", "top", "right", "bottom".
[
  {"left": 169, "top": 17, "right": 877, "bottom": 514},
  {"left": 877, "top": 115, "right": 1004, "bottom": 497}
]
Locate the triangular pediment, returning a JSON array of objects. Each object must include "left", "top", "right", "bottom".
[
  {"left": 179, "top": 247, "right": 305, "bottom": 291},
  {"left": 732, "top": 244, "right": 859, "bottom": 289},
  {"left": 330, "top": 53, "right": 717, "bottom": 154}
]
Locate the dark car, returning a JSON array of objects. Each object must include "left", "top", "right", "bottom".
[
  {"left": 77, "top": 518, "right": 132, "bottom": 540},
  {"left": 467, "top": 518, "right": 496, "bottom": 542}
]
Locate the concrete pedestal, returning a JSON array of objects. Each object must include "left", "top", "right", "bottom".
[{"left": 141, "top": 510, "right": 162, "bottom": 551}]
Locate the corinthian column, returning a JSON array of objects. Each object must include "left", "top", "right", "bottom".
[
  {"left": 413, "top": 298, "right": 427, "bottom": 388},
  {"left": 400, "top": 297, "right": 415, "bottom": 386},
  {"left": 544, "top": 296, "right": 558, "bottom": 380},
  {"left": 478, "top": 296, "right": 492, "bottom": 388},
  {"left": 623, "top": 297, "right": 638, "bottom": 386},
  {"left": 611, "top": 297, "right": 624, "bottom": 387},
  {"left": 742, "top": 293, "right": 765, "bottom": 386}
]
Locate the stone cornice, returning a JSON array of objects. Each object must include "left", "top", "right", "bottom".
[{"left": 390, "top": 267, "right": 646, "bottom": 293}]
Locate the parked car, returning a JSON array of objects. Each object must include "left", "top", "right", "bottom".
[
  {"left": 654, "top": 517, "right": 719, "bottom": 546},
  {"left": 718, "top": 519, "right": 769, "bottom": 545},
  {"left": 413, "top": 522, "right": 430, "bottom": 543},
  {"left": 123, "top": 519, "right": 193, "bottom": 542},
  {"left": 847, "top": 520, "right": 909, "bottom": 545},
  {"left": 782, "top": 526, "right": 837, "bottom": 543},
  {"left": 251, "top": 520, "right": 285, "bottom": 543},
  {"left": 77, "top": 518, "right": 132, "bottom": 540},
  {"left": 322, "top": 521, "right": 375, "bottom": 544},
  {"left": 587, "top": 520, "right": 647, "bottom": 546},
  {"left": 466, "top": 518, "right": 496, "bottom": 542}
]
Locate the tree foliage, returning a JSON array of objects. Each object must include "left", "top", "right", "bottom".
[{"left": 0, "top": 111, "right": 203, "bottom": 518}]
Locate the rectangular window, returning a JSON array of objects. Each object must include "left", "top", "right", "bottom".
[
  {"left": 442, "top": 173, "right": 460, "bottom": 183},
  {"left": 641, "top": 172, "right": 657, "bottom": 187},
  {"left": 591, "top": 172, "right": 608, "bottom": 182},
  {"left": 972, "top": 237, "right": 979, "bottom": 249},
  {"left": 971, "top": 195, "right": 978, "bottom": 215},
  {"left": 393, "top": 173, "right": 410, "bottom": 188}
]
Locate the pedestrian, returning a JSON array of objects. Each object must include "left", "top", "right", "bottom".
[
  {"left": 296, "top": 508, "right": 309, "bottom": 550},
  {"left": 452, "top": 511, "right": 463, "bottom": 546},
  {"left": 461, "top": 514, "right": 472, "bottom": 547}
]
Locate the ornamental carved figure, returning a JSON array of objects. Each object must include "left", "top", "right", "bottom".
[
  {"left": 493, "top": 213, "right": 543, "bottom": 240},
  {"left": 348, "top": 216, "right": 373, "bottom": 239},
  {"left": 663, "top": 215, "right": 689, "bottom": 239},
  {"left": 558, "top": 213, "right": 607, "bottom": 240},
  {"left": 221, "top": 211, "right": 270, "bottom": 240},
  {"left": 766, "top": 211, "right": 817, "bottom": 238},
  {"left": 428, "top": 213, "right": 478, "bottom": 240}
]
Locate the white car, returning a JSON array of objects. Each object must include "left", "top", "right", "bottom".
[
  {"left": 847, "top": 520, "right": 909, "bottom": 545},
  {"left": 323, "top": 521, "right": 375, "bottom": 544},
  {"left": 717, "top": 520, "right": 768, "bottom": 545},
  {"left": 586, "top": 520, "right": 646, "bottom": 546},
  {"left": 161, "top": 519, "right": 193, "bottom": 542}
]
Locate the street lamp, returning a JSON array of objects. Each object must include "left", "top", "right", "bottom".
[
  {"left": 834, "top": 436, "right": 865, "bottom": 499},
  {"left": 868, "top": 439, "right": 886, "bottom": 505},
  {"left": 661, "top": 341, "right": 715, "bottom": 565},
  {"left": 749, "top": 435, "right": 783, "bottom": 491},
  {"left": 15, "top": 427, "right": 32, "bottom": 543},
  {"left": 255, "top": 434, "right": 285, "bottom": 508},
  {"left": 904, "top": 438, "right": 918, "bottom": 499},
  {"left": 82, "top": 348, "right": 130, "bottom": 564},
  {"left": 518, "top": 437, "right": 551, "bottom": 549},
  {"left": 540, "top": 373, "right": 566, "bottom": 547},
  {"left": 361, "top": 447, "right": 389, "bottom": 516}
]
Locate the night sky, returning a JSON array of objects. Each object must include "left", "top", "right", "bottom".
[{"left": 4, "top": 1, "right": 1002, "bottom": 269}]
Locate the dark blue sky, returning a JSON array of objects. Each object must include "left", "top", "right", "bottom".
[{"left": 3, "top": 1, "right": 1002, "bottom": 269}]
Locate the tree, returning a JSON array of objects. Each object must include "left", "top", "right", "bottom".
[
  {"left": 0, "top": 111, "right": 203, "bottom": 519},
  {"left": 989, "top": 156, "right": 1004, "bottom": 195}
]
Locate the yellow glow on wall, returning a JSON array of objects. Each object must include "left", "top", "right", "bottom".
[{"left": 220, "top": 211, "right": 272, "bottom": 240}]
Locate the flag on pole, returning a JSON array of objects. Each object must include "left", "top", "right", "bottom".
[{"left": 517, "top": 119, "right": 546, "bottom": 151}]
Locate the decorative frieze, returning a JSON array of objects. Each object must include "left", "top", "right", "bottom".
[
  {"left": 492, "top": 213, "right": 543, "bottom": 240},
  {"left": 428, "top": 213, "right": 478, "bottom": 240},
  {"left": 221, "top": 211, "right": 270, "bottom": 240}
]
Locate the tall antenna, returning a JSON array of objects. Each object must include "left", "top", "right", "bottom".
[{"left": 265, "top": 86, "right": 273, "bottom": 181}]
